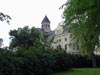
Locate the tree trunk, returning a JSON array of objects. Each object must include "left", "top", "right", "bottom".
[{"left": 91, "top": 53, "right": 97, "bottom": 68}]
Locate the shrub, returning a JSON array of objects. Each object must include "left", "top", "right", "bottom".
[
  {"left": 0, "top": 47, "right": 73, "bottom": 75},
  {"left": 69, "top": 54, "right": 100, "bottom": 68},
  {"left": 1, "top": 47, "right": 100, "bottom": 75},
  {"left": 49, "top": 49, "right": 72, "bottom": 72}
]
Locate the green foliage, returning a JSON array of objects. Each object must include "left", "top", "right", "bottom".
[
  {"left": 63, "top": 0, "right": 100, "bottom": 51},
  {"left": 0, "top": 47, "right": 72, "bottom": 75},
  {"left": 9, "top": 26, "right": 44, "bottom": 49},
  {"left": 0, "top": 47, "right": 100, "bottom": 75},
  {"left": 50, "top": 49, "right": 72, "bottom": 72},
  {"left": 70, "top": 55, "right": 92, "bottom": 68},
  {"left": 0, "top": 12, "right": 11, "bottom": 24},
  {"left": 63, "top": 0, "right": 100, "bottom": 67}
]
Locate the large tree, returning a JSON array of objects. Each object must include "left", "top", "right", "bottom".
[
  {"left": 9, "top": 26, "right": 45, "bottom": 49},
  {"left": 62, "top": 0, "right": 100, "bottom": 67}
]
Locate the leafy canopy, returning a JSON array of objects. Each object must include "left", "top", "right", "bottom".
[
  {"left": 62, "top": 0, "right": 100, "bottom": 67},
  {"left": 63, "top": 0, "right": 100, "bottom": 53},
  {"left": 9, "top": 26, "right": 45, "bottom": 49}
]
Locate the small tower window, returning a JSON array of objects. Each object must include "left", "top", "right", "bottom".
[{"left": 46, "top": 24, "right": 47, "bottom": 28}]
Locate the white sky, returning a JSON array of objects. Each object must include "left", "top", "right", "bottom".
[{"left": 0, "top": 0, "right": 67, "bottom": 46}]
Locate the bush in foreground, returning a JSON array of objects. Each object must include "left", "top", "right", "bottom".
[
  {"left": 1, "top": 47, "right": 100, "bottom": 75},
  {"left": 0, "top": 48, "right": 72, "bottom": 75}
]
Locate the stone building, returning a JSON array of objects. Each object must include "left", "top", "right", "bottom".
[
  {"left": 51, "top": 25, "right": 79, "bottom": 53},
  {"left": 41, "top": 15, "right": 79, "bottom": 53},
  {"left": 39, "top": 15, "right": 100, "bottom": 55}
]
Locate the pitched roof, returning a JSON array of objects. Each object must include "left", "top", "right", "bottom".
[{"left": 41, "top": 15, "right": 50, "bottom": 23}]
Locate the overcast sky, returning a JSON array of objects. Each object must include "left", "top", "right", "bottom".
[{"left": 0, "top": 0, "right": 67, "bottom": 46}]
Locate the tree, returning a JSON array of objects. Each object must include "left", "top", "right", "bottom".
[
  {"left": 0, "top": 12, "right": 11, "bottom": 24},
  {"left": 0, "top": 38, "right": 3, "bottom": 47},
  {"left": 62, "top": 0, "right": 100, "bottom": 67},
  {"left": 0, "top": 12, "right": 11, "bottom": 48},
  {"left": 42, "top": 33, "right": 55, "bottom": 50},
  {"left": 9, "top": 26, "right": 45, "bottom": 49}
]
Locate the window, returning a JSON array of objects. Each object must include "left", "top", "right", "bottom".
[
  {"left": 65, "top": 44, "right": 67, "bottom": 50},
  {"left": 65, "top": 38, "right": 67, "bottom": 41},
  {"left": 52, "top": 47, "right": 54, "bottom": 49},
  {"left": 57, "top": 45, "right": 61, "bottom": 49},
  {"left": 59, "top": 39, "right": 61, "bottom": 42},
  {"left": 57, "top": 40, "right": 58, "bottom": 42},
  {"left": 46, "top": 24, "right": 48, "bottom": 28},
  {"left": 73, "top": 45, "right": 75, "bottom": 50}
]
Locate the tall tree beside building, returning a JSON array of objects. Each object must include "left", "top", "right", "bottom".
[
  {"left": 62, "top": 0, "right": 100, "bottom": 67},
  {"left": 9, "top": 26, "right": 45, "bottom": 49}
]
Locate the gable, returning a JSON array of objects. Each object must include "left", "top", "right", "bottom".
[{"left": 55, "top": 25, "right": 64, "bottom": 35}]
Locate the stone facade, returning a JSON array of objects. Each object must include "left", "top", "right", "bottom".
[
  {"left": 51, "top": 25, "right": 79, "bottom": 53},
  {"left": 41, "top": 16, "right": 79, "bottom": 53},
  {"left": 40, "top": 16, "right": 100, "bottom": 54}
]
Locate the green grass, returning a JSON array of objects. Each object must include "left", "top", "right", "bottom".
[{"left": 51, "top": 68, "right": 100, "bottom": 75}]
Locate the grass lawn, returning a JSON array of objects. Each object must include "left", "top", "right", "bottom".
[{"left": 51, "top": 68, "right": 100, "bottom": 75}]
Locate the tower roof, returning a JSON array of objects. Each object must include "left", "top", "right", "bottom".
[{"left": 41, "top": 15, "right": 50, "bottom": 23}]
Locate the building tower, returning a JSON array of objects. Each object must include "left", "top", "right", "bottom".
[{"left": 41, "top": 15, "right": 51, "bottom": 32}]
